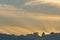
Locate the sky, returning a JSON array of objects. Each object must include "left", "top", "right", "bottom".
[{"left": 0, "top": 0, "right": 60, "bottom": 35}]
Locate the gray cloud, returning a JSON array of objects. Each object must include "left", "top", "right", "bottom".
[
  {"left": 22, "top": 3, "right": 60, "bottom": 15},
  {"left": 1, "top": 0, "right": 60, "bottom": 15},
  {"left": 0, "top": 0, "right": 31, "bottom": 6},
  {"left": 0, "top": 15, "right": 21, "bottom": 26}
]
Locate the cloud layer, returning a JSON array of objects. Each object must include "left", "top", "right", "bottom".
[
  {"left": 24, "top": 0, "right": 60, "bottom": 6},
  {"left": 23, "top": 1, "right": 60, "bottom": 15},
  {"left": 0, "top": 0, "right": 60, "bottom": 35}
]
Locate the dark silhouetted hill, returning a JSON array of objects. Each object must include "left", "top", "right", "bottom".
[{"left": 0, "top": 32, "right": 60, "bottom": 40}]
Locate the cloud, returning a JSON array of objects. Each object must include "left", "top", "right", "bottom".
[
  {"left": 0, "top": 4, "right": 34, "bottom": 35},
  {"left": 24, "top": 0, "right": 60, "bottom": 6},
  {"left": 22, "top": 2, "right": 60, "bottom": 15},
  {"left": 22, "top": 0, "right": 60, "bottom": 15},
  {"left": 0, "top": 26, "right": 33, "bottom": 35},
  {"left": 28, "top": 15, "right": 60, "bottom": 21},
  {"left": 0, "top": 4, "right": 60, "bottom": 35},
  {"left": 0, "top": 0, "right": 31, "bottom": 6}
]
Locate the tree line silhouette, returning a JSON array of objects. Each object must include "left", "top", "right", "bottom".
[{"left": 0, "top": 32, "right": 60, "bottom": 40}]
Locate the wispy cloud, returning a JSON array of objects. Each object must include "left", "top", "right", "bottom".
[
  {"left": 22, "top": 1, "right": 60, "bottom": 15},
  {"left": 0, "top": 1, "right": 60, "bottom": 35},
  {"left": 24, "top": 0, "right": 60, "bottom": 6}
]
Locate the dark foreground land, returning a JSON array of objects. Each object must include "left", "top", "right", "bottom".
[{"left": 0, "top": 32, "right": 60, "bottom": 40}]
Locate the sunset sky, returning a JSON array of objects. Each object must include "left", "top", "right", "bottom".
[{"left": 0, "top": 0, "right": 60, "bottom": 35}]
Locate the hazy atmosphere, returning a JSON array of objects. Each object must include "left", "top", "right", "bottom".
[{"left": 0, "top": 0, "right": 60, "bottom": 35}]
